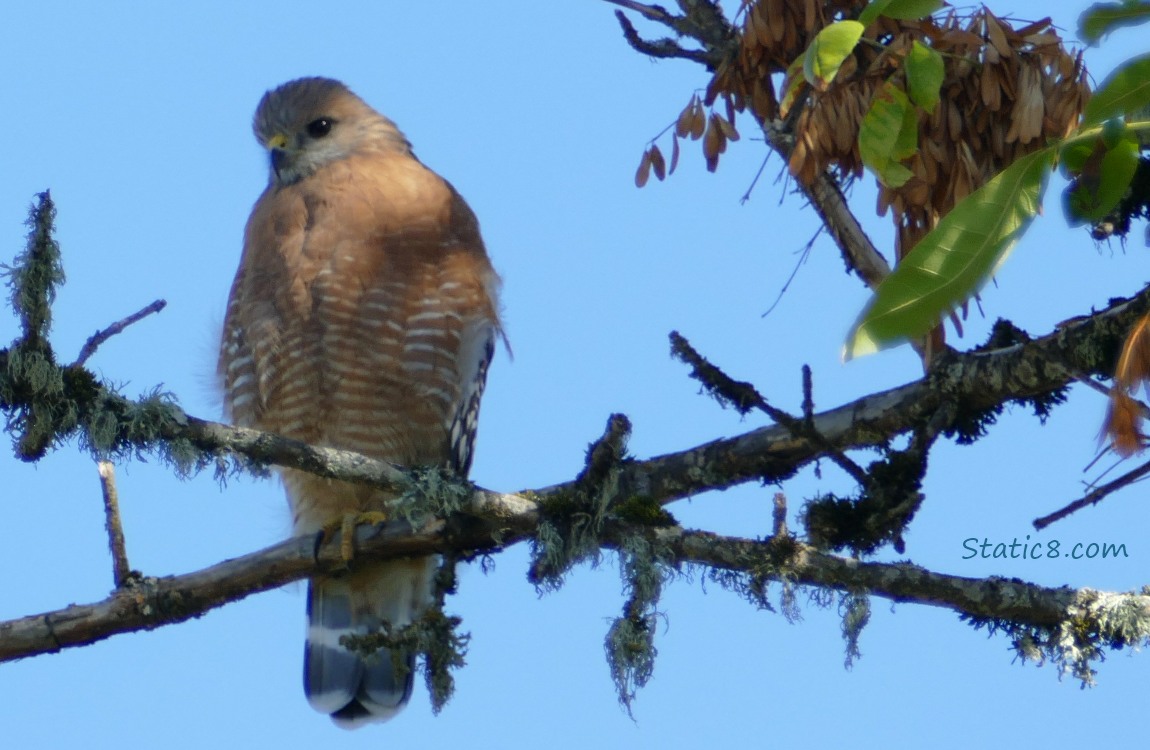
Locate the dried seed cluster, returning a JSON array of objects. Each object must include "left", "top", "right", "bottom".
[{"left": 664, "top": 2, "right": 1090, "bottom": 264}]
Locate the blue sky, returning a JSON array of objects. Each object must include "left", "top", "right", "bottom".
[{"left": 2, "top": 2, "right": 1148, "bottom": 747}]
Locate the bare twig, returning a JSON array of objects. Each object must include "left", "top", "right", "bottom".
[
  {"left": 801, "top": 365, "right": 814, "bottom": 428},
  {"left": 740, "top": 152, "right": 773, "bottom": 204},
  {"left": 1075, "top": 374, "right": 1150, "bottom": 421},
  {"left": 761, "top": 121, "right": 892, "bottom": 290},
  {"left": 772, "top": 492, "right": 788, "bottom": 536},
  {"left": 613, "top": 10, "right": 715, "bottom": 65},
  {"left": 602, "top": 0, "right": 675, "bottom": 23},
  {"left": 74, "top": 299, "right": 166, "bottom": 366},
  {"left": 1034, "top": 457, "right": 1150, "bottom": 530},
  {"left": 668, "top": 330, "right": 870, "bottom": 485},
  {"left": 97, "top": 461, "right": 131, "bottom": 588},
  {"left": 761, "top": 229, "right": 819, "bottom": 319}
]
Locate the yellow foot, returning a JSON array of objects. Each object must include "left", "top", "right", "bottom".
[{"left": 320, "top": 511, "right": 392, "bottom": 563}]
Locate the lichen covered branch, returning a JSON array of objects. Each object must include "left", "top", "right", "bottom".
[
  {"left": 607, "top": 0, "right": 735, "bottom": 68},
  {"left": 5, "top": 497, "right": 1147, "bottom": 689}
]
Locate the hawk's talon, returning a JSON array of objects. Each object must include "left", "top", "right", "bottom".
[{"left": 322, "top": 511, "right": 393, "bottom": 563}]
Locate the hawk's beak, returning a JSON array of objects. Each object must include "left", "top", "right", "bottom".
[{"left": 267, "top": 133, "right": 289, "bottom": 180}]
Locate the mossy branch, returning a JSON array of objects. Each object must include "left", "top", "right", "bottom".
[
  {"left": 6, "top": 191, "right": 65, "bottom": 346},
  {"left": 606, "top": 0, "right": 735, "bottom": 69},
  {"left": 5, "top": 503, "right": 1149, "bottom": 694},
  {"left": 529, "top": 414, "right": 633, "bottom": 590}
]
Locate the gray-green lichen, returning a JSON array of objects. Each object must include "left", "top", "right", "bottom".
[
  {"left": 340, "top": 608, "right": 470, "bottom": 715},
  {"left": 340, "top": 559, "right": 469, "bottom": 714},
  {"left": 704, "top": 531, "right": 803, "bottom": 619},
  {"left": 6, "top": 192, "right": 65, "bottom": 345},
  {"left": 840, "top": 591, "right": 871, "bottom": 668},
  {"left": 529, "top": 416, "right": 631, "bottom": 591},
  {"left": 966, "top": 588, "right": 1150, "bottom": 686},
  {"left": 605, "top": 533, "right": 673, "bottom": 716},
  {"left": 391, "top": 466, "right": 472, "bottom": 529}
]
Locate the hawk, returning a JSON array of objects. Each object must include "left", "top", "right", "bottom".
[{"left": 219, "top": 77, "right": 502, "bottom": 728}]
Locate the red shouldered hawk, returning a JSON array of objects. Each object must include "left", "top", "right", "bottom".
[{"left": 218, "top": 77, "right": 501, "bottom": 728}]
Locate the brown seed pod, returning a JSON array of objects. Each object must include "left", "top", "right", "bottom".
[
  {"left": 650, "top": 145, "right": 667, "bottom": 181},
  {"left": 635, "top": 148, "right": 652, "bottom": 188},
  {"left": 676, "top": 97, "right": 696, "bottom": 138}
]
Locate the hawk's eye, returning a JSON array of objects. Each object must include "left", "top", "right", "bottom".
[{"left": 306, "top": 118, "right": 333, "bottom": 138}]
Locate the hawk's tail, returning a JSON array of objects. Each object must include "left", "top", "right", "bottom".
[{"left": 303, "top": 557, "right": 435, "bottom": 729}]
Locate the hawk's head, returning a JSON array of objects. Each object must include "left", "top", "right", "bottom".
[{"left": 253, "top": 77, "right": 410, "bottom": 187}]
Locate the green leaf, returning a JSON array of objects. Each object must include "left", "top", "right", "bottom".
[
  {"left": 859, "top": 82, "right": 918, "bottom": 187},
  {"left": 779, "top": 56, "right": 807, "bottom": 118},
  {"left": 1078, "top": 1, "right": 1150, "bottom": 45},
  {"left": 905, "top": 41, "right": 943, "bottom": 113},
  {"left": 1082, "top": 53, "right": 1150, "bottom": 127},
  {"left": 845, "top": 148, "right": 1054, "bottom": 359},
  {"left": 859, "top": 0, "right": 895, "bottom": 27},
  {"left": 1059, "top": 139, "right": 1097, "bottom": 176},
  {"left": 893, "top": 98, "right": 919, "bottom": 159},
  {"left": 879, "top": 0, "right": 944, "bottom": 20},
  {"left": 1091, "top": 137, "right": 1140, "bottom": 217},
  {"left": 859, "top": 0, "right": 941, "bottom": 25},
  {"left": 1064, "top": 135, "right": 1140, "bottom": 225},
  {"left": 803, "top": 20, "right": 865, "bottom": 91}
]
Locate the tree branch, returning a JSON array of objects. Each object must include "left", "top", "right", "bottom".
[
  {"left": 4, "top": 193, "right": 1149, "bottom": 674},
  {"left": 669, "top": 330, "right": 870, "bottom": 485},
  {"left": 0, "top": 490, "right": 535, "bottom": 663},
  {"left": 761, "top": 121, "right": 892, "bottom": 289},
  {"left": 612, "top": 10, "right": 716, "bottom": 65},
  {"left": 97, "top": 461, "right": 131, "bottom": 588},
  {"left": 606, "top": 0, "right": 736, "bottom": 69},
  {"left": 6, "top": 490, "right": 1147, "bottom": 677},
  {"left": 1033, "top": 457, "right": 1150, "bottom": 530},
  {"left": 73, "top": 299, "right": 166, "bottom": 366}
]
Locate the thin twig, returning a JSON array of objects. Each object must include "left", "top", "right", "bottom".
[
  {"left": 1075, "top": 374, "right": 1150, "bottom": 418},
  {"left": 801, "top": 365, "right": 814, "bottom": 429},
  {"left": 761, "top": 228, "right": 819, "bottom": 319},
  {"left": 669, "top": 330, "right": 764, "bottom": 415},
  {"left": 1034, "top": 457, "right": 1150, "bottom": 530},
  {"left": 761, "top": 121, "right": 891, "bottom": 290},
  {"left": 97, "top": 461, "right": 131, "bottom": 587},
  {"left": 772, "top": 492, "right": 788, "bottom": 536},
  {"left": 669, "top": 331, "right": 870, "bottom": 485},
  {"left": 740, "top": 152, "right": 773, "bottom": 204},
  {"left": 1075, "top": 376, "right": 1113, "bottom": 398},
  {"left": 613, "top": 10, "right": 715, "bottom": 65},
  {"left": 602, "top": 0, "right": 675, "bottom": 23},
  {"left": 74, "top": 299, "right": 167, "bottom": 366}
]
